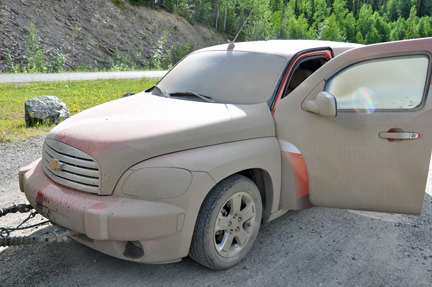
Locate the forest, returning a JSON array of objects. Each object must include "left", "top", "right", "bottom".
[{"left": 130, "top": 0, "right": 432, "bottom": 44}]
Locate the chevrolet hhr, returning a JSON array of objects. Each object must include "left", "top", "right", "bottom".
[{"left": 20, "top": 38, "right": 432, "bottom": 269}]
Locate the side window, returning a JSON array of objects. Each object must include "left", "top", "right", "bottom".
[
  {"left": 284, "top": 57, "right": 328, "bottom": 97},
  {"left": 326, "top": 55, "right": 430, "bottom": 112}
]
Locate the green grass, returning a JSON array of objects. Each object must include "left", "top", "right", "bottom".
[{"left": 0, "top": 78, "right": 158, "bottom": 142}]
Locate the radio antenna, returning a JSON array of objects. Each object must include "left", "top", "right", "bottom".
[{"left": 228, "top": 9, "right": 253, "bottom": 50}]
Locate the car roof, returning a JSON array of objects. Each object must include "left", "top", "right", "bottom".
[{"left": 195, "top": 40, "right": 364, "bottom": 59}]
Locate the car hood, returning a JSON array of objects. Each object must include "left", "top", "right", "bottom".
[{"left": 47, "top": 92, "right": 275, "bottom": 194}]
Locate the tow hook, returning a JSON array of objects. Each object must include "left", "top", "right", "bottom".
[{"left": 0, "top": 203, "right": 76, "bottom": 247}]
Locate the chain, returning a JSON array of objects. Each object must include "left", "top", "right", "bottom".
[
  {"left": 0, "top": 229, "right": 76, "bottom": 247},
  {"left": 0, "top": 204, "right": 50, "bottom": 238},
  {"left": 0, "top": 203, "right": 75, "bottom": 247}
]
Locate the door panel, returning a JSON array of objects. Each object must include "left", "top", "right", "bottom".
[{"left": 274, "top": 38, "right": 432, "bottom": 215}]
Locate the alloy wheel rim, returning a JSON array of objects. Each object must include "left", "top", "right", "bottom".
[{"left": 213, "top": 191, "right": 256, "bottom": 257}]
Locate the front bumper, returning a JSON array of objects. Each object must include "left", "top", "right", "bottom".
[{"left": 20, "top": 159, "right": 187, "bottom": 263}]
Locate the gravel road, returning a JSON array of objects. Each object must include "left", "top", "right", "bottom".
[{"left": 1, "top": 137, "right": 432, "bottom": 286}]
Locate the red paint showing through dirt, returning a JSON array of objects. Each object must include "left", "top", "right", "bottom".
[{"left": 36, "top": 191, "right": 49, "bottom": 205}]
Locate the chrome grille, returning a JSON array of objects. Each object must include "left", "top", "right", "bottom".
[{"left": 42, "top": 138, "right": 100, "bottom": 194}]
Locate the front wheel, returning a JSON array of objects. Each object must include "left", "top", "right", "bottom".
[{"left": 189, "top": 174, "right": 262, "bottom": 270}]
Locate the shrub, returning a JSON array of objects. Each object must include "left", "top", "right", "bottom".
[{"left": 149, "top": 31, "right": 193, "bottom": 70}]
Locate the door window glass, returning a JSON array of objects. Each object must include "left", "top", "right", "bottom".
[{"left": 326, "top": 55, "right": 429, "bottom": 112}]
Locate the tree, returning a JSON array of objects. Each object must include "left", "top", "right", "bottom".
[
  {"left": 316, "top": 14, "right": 346, "bottom": 41},
  {"left": 311, "top": 0, "right": 331, "bottom": 30},
  {"left": 385, "top": 0, "right": 399, "bottom": 21},
  {"left": 398, "top": 0, "right": 412, "bottom": 19},
  {"left": 164, "top": 0, "right": 175, "bottom": 12},
  {"left": 417, "top": 16, "right": 432, "bottom": 37},
  {"left": 270, "top": 3, "right": 286, "bottom": 38},
  {"left": 129, "top": 0, "right": 432, "bottom": 46},
  {"left": 390, "top": 17, "right": 408, "bottom": 40},
  {"left": 344, "top": 12, "right": 357, "bottom": 42},
  {"left": 248, "top": 0, "right": 273, "bottom": 40},
  {"left": 285, "top": 14, "right": 312, "bottom": 39},
  {"left": 406, "top": 6, "right": 420, "bottom": 38},
  {"left": 357, "top": 4, "right": 375, "bottom": 43}
]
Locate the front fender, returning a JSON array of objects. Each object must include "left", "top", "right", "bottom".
[{"left": 113, "top": 137, "right": 282, "bottom": 258}]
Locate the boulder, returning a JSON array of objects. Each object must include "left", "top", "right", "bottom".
[{"left": 25, "top": 96, "right": 70, "bottom": 126}]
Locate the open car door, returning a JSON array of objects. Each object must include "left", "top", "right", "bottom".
[{"left": 274, "top": 38, "right": 432, "bottom": 215}]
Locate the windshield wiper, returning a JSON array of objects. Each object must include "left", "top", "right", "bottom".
[
  {"left": 170, "top": 91, "right": 214, "bottom": 103},
  {"left": 152, "top": 85, "right": 170, "bottom": 98}
]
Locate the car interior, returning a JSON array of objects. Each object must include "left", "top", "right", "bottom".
[{"left": 284, "top": 57, "right": 328, "bottom": 97}]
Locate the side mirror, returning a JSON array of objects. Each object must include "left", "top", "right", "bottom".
[{"left": 303, "top": 91, "right": 337, "bottom": 117}]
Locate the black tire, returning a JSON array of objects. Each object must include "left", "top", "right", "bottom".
[{"left": 189, "top": 174, "right": 262, "bottom": 270}]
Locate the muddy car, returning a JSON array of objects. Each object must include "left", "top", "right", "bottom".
[{"left": 20, "top": 38, "right": 432, "bottom": 270}]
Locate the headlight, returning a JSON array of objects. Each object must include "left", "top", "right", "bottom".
[{"left": 121, "top": 167, "right": 192, "bottom": 199}]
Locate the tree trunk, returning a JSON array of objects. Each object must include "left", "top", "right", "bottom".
[
  {"left": 215, "top": 0, "right": 220, "bottom": 30},
  {"left": 224, "top": 0, "right": 228, "bottom": 32}
]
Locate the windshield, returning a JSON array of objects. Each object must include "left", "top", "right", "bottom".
[{"left": 157, "top": 50, "right": 288, "bottom": 104}]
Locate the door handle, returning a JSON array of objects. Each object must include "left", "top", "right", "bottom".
[{"left": 379, "top": 131, "right": 419, "bottom": 140}]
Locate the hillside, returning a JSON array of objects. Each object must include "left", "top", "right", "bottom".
[{"left": 0, "top": 0, "right": 229, "bottom": 73}]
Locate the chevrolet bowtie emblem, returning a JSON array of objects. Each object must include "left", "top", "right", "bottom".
[{"left": 49, "top": 159, "right": 64, "bottom": 171}]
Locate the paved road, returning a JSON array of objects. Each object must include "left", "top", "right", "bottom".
[{"left": 0, "top": 71, "right": 167, "bottom": 83}]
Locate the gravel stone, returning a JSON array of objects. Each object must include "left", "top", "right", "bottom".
[{"left": 0, "top": 137, "right": 44, "bottom": 183}]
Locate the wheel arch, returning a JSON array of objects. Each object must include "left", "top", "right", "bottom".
[
  {"left": 195, "top": 168, "right": 275, "bottom": 226},
  {"left": 198, "top": 138, "right": 282, "bottom": 218},
  {"left": 237, "top": 168, "right": 273, "bottom": 223}
]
